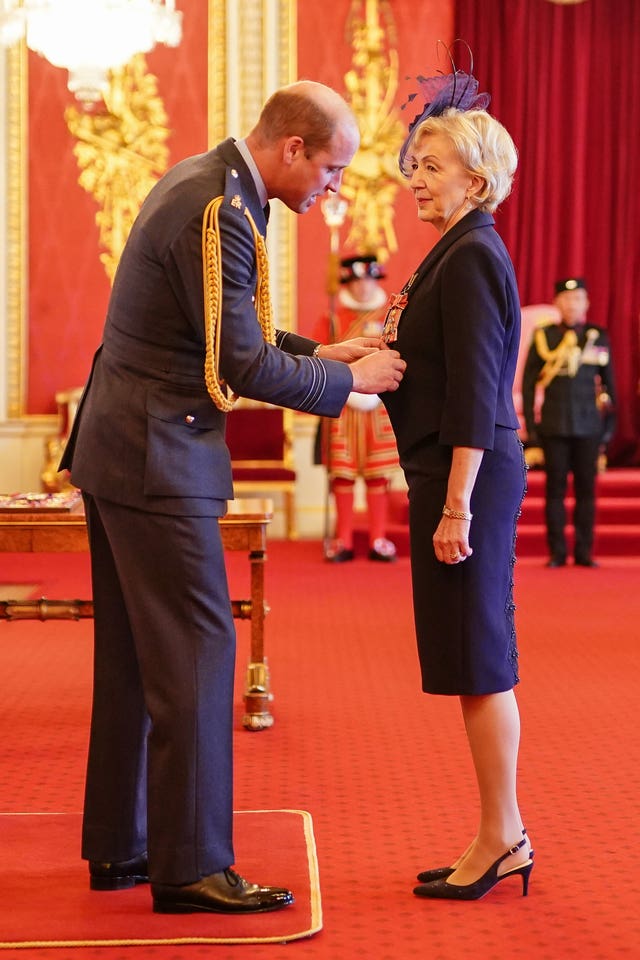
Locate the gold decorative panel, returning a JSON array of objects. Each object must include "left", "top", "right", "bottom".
[
  {"left": 208, "top": 0, "right": 297, "bottom": 331},
  {"left": 5, "top": 42, "right": 27, "bottom": 419}
]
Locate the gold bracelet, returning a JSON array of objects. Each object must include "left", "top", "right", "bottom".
[
  {"left": 442, "top": 504, "right": 472, "bottom": 521},
  {"left": 312, "top": 343, "right": 322, "bottom": 358}
]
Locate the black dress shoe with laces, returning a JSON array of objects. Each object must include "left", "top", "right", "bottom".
[
  {"left": 546, "top": 556, "right": 566, "bottom": 568},
  {"left": 89, "top": 853, "right": 149, "bottom": 890},
  {"left": 152, "top": 867, "right": 294, "bottom": 914},
  {"left": 575, "top": 557, "right": 599, "bottom": 567}
]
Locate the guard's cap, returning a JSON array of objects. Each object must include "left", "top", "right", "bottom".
[
  {"left": 340, "top": 255, "right": 386, "bottom": 284},
  {"left": 554, "top": 277, "right": 587, "bottom": 295}
]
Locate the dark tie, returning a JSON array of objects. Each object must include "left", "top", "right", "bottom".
[{"left": 263, "top": 202, "right": 270, "bottom": 225}]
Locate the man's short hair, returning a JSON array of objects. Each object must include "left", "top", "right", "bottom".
[{"left": 257, "top": 88, "right": 336, "bottom": 153}]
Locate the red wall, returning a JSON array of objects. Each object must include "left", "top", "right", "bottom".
[
  {"left": 26, "top": 0, "right": 208, "bottom": 413},
  {"left": 296, "top": 0, "right": 454, "bottom": 338}
]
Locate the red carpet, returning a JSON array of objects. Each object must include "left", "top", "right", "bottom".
[
  {"left": 0, "top": 810, "right": 321, "bottom": 949},
  {"left": 1, "top": 544, "right": 639, "bottom": 958}
]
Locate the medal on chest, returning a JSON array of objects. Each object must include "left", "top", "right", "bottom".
[{"left": 381, "top": 272, "right": 418, "bottom": 344}]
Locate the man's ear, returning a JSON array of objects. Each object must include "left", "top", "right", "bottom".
[{"left": 282, "top": 136, "right": 305, "bottom": 165}]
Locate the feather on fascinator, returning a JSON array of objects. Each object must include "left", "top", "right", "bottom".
[{"left": 399, "top": 42, "right": 490, "bottom": 174}]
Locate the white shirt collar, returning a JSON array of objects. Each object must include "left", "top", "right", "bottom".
[{"left": 235, "top": 138, "right": 268, "bottom": 208}]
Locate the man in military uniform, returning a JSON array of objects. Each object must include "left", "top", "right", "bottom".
[
  {"left": 60, "top": 81, "right": 405, "bottom": 915},
  {"left": 522, "top": 277, "right": 616, "bottom": 567}
]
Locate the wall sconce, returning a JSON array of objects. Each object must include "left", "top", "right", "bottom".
[{"left": 0, "top": 0, "right": 182, "bottom": 103}]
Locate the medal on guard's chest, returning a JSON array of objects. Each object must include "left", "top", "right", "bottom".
[{"left": 381, "top": 272, "right": 418, "bottom": 343}]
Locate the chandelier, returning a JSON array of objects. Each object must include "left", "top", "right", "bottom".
[{"left": 0, "top": 1, "right": 182, "bottom": 103}]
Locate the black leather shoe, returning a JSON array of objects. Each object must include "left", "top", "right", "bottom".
[
  {"left": 89, "top": 853, "right": 149, "bottom": 890},
  {"left": 575, "top": 557, "right": 599, "bottom": 567},
  {"left": 368, "top": 537, "right": 397, "bottom": 562},
  {"left": 324, "top": 539, "right": 354, "bottom": 563},
  {"left": 152, "top": 867, "right": 294, "bottom": 914},
  {"left": 546, "top": 557, "right": 566, "bottom": 568}
]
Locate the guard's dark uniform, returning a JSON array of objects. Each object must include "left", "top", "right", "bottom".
[{"left": 522, "top": 315, "right": 616, "bottom": 564}]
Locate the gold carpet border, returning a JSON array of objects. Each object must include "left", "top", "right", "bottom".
[{"left": 0, "top": 809, "right": 322, "bottom": 949}]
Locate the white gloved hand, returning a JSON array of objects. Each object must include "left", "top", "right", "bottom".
[{"left": 345, "top": 392, "right": 381, "bottom": 412}]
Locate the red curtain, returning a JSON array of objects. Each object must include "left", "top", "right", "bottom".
[{"left": 455, "top": 0, "right": 640, "bottom": 464}]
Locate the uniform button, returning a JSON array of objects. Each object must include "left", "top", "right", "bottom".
[
  {"left": 231, "top": 168, "right": 238, "bottom": 178},
  {"left": 185, "top": 415, "right": 195, "bottom": 424}
]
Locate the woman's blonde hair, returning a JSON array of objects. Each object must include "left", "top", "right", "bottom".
[{"left": 406, "top": 108, "right": 518, "bottom": 213}]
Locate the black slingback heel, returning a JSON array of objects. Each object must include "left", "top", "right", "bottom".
[
  {"left": 416, "top": 827, "right": 532, "bottom": 883},
  {"left": 414, "top": 836, "right": 533, "bottom": 901}
]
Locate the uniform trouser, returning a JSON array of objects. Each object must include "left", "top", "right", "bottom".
[
  {"left": 81, "top": 494, "right": 236, "bottom": 885},
  {"left": 541, "top": 434, "right": 600, "bottom": 561}
]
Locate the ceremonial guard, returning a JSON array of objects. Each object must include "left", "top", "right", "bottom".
[
  {"left": 522, "top": 277, "right": 616, "bottom": 567},
  {"left": 314, "top": 255, "right": 400, "bottom": 562}
]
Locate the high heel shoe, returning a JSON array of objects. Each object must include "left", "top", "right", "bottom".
[
  {"left": 413, "top": 836, "right": 533, "bottom": 901},
  {"left": 416, "top": 865, "right": 455, "bottom": 883},
  {"left": 416, "top": 827, "right": 532, "bottom": 884}
]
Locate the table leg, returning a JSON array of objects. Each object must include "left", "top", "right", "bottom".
[{"left": 242, "top": 548, "right": 274, "bottom": 730}]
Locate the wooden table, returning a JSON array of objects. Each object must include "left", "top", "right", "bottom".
[{"left": 0, "top": 497, "right": 275, "bottom": 730}]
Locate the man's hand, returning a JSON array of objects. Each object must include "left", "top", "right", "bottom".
[
  {"left": 350, "top": 349, "right": 405, "bottom": 394},
  {"left": 317, "top": 337, "right": 386, "bottom": 363}
]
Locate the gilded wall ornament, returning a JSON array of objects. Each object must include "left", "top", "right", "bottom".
[
  {"left": 65, "top": 53, "right": 171, "bottom": 282},
  {"left": 341, "top": 0, "right": 406, "bottom": 261}
]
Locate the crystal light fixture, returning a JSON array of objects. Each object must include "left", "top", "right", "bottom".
[{"left": 0, "top": 0, "right": 182, "bottom": 103}]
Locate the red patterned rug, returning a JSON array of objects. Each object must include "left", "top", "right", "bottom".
[{"left": 0, "top": 810, "right": 321, "bottom": 949}]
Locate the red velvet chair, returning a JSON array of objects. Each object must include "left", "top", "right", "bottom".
[{"left": 225, "top": 401, "right": 297, "bottom": 538}]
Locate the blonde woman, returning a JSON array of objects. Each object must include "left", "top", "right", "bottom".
[{"left": 381, "top": 64, "right": 533, "bottom": 900}]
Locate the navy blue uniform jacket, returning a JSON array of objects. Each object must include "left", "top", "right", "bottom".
[
  {"left": 61, "top": 138, "right": 353, "bottom": 514},
  {"left": 522, "top": 322, "right": 616, "bottom": 444},
  {"left": 382, "top": 210, "right": 521, "bottom": 458}
]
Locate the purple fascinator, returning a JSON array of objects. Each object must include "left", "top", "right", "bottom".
[{"left": 399, "top": 43, "right": 490, "bottom": 173}]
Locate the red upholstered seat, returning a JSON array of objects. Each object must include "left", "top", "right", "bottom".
[{"left": 226, "top": 404, "right": 297, "bottom": 538}]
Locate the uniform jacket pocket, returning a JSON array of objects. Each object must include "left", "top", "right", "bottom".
[{"left": 144, "top": 388, "right": 234, "bottom": 498}]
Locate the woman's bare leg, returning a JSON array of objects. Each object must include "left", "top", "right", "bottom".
[{"left": 446, "top": 690, "right": 530, "bottom": 884}]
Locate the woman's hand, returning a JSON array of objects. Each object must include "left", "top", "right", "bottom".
[
  {"left": 434, "top": 446, "right": 483, "bottom": 564},
  {"left": 433, "top": 515, "right": 473, "bottom": 565}
]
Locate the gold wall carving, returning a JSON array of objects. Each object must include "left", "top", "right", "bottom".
[
  {"left": 65, "top": 54, "right": 171, "bottom": 283},
  {"left": 341, "top": 0, "right": 405, "bottom": 261}
]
